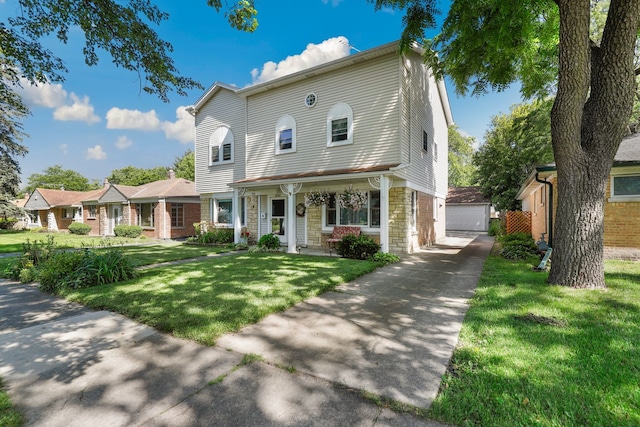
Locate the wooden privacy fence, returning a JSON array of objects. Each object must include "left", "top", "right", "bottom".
[{"left": 506, "top": 211, "right": 532, "bottom": 235}]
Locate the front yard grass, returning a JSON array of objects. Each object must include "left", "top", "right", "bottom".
[
  {"left": 0, "top": 230, "right": 144, "bottom": 253},
  {"left": 0, "top": 378, "right": 22, "bottom": 427},
  {"left": 428, "top": 256, "right": 640, "bottom": 426},
  {"left": 58, "top": 252, "right": 380, "bottom": 346}
]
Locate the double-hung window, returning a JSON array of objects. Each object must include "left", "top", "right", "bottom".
[
  {"left": 275, "top": 115, "right": 296, "bottom": 154},
  {"left": 87, "top": 205, "right": 97, "bottom": 219},
  {"left": 326, "top": 103, "right": 353, "bottom": 147},
  {"left": 324, "top": 191, "right": 380, "bottom": 228},
  {"left": 171, "top": 203, "right": 184, "bottom": 228}
]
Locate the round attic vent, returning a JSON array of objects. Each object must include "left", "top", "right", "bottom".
[{"left": 305, "top": 93, "right": 317, "bottom": 108}]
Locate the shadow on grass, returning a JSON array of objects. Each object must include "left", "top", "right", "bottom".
[{"left": 429, "top": 256, "right": 640, "bottom": 426}]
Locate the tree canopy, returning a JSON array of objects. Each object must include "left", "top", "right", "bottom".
[
  {"left": 173, "top": 150, "right": 195, "bottom": 181},
  {"left": 23, "top": 165, "right": 100, "bottom": 195},
  {"left": 474, "top": 99, "right": 554, "bottom": 212},
  {"left": 448, "top": 125, "right": 476, "bottom": 187},
  {"left": 106, "top": 166, "right": 168, "bottom": 187}
]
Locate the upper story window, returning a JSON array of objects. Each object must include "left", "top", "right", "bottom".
[
  {"left": 423, "top": 131, "right": 429, "bottom": 152},
  {"left": 327, "top": 102, "right": 353, "bottom": 147},
  {"left": 611, "top": 173, "right": 640, "bottom": 201},
  {"left": 275, "top": 115, "right": 296, "bottom": 154},
  {"left": 209, "top": 126, "right": 234, "bottom": 166},
  {"left": 305, "top": 93, "right": 317, "bottom": 108}
]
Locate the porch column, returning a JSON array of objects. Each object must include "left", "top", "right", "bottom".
[
  {"left": 286, "top": 184, "right": 297, "bottom": 253},
  {"left": 233, "top": 189, "right": 241, "bottom": 243},
  {"left": 380, "top": 175, "right": 390, "bottom": 253}
]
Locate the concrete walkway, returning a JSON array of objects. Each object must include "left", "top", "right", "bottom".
[{"left": 0, "top": 232, "right": 493, "bottom": 426}]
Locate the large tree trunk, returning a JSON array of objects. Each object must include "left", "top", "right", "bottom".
[{"left": 549, "top": 0, "right": 640, "bottom": 288}]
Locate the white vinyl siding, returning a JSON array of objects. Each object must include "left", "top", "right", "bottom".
[
  {"left": 194, "top": 88, "right": 246, "bottom": 194},
  {"left": 244, "top": 53, "right": 402, "bottom": 179}
]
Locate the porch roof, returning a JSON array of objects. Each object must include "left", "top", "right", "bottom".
[{"left": 231, "top": 164, "right": 401, "bottom": 187}]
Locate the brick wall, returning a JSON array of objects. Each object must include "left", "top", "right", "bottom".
[
  {"left": 604, "top": 179, "right": 640, "bottom": 247},
  {"left": 83, "top": 205, "right": 101, "bottom": 235},
  {"left": 167, "top": 202, "right": 201, "bottom": 239}
]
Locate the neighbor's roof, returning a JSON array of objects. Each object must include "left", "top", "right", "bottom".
[
  {"left": 615, "top": 132, "right": 640, "bottom": 164},
  {"left": 446, "top": 186, "right": 491, "bottom": 204},
  {"left": 123, "top": 178, "right": 198, "bottom": 199},
  {"left": 34, "top": 188, "right": 106, "bottom": 207}
]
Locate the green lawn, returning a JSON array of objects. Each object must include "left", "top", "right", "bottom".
[
  {"left": 0, "top": 378, "right": 22, "bottom": 427},
  {"left": 428, "top": 256, "right": 640, "bottom": 426},
  {"left": 0, "top": 230, "right": 145, "bottom": 253},
  {"left": 59, "top": 252, "right": 380, "bottom": 345}
]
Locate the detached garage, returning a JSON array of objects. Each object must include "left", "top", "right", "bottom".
[{"left": 446, "top": 187, "right": 492, "bottom": 231}]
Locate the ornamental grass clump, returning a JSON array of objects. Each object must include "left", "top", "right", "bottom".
[{"left": 337, "top": 185, "right": 368, "bottom": 211}]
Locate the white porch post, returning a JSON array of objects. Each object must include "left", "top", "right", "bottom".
[
  {"left": 233, "top": 188, "right": 241, "bottom": 243},
  {"left": 286, "top": 184, "right": 297, "bottom": 253},
  {"left": 380, "top": 175, "right": 390, "bottom": 253}
]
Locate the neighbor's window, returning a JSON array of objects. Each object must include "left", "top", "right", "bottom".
[
  {"left": 137, "top": 203, "right": 154, "bottom": 228},
  {"left": 87, "top": 205, "right": 97, "bottom": 219},
  {"left": 62, "top": 208, "right": 77, "bottom": 219},
  {"left": 327, "top": 102, "right": 353, "bottom": 147},
  {"left": 275, "top": 115, "right": 296, "bottom": 154},
  {"left": 171, "top": 203, "right": 184, "bottom": 227},
  {"left": 612, "top": 174, "right": 640, "bottom": 197},
  {"left": 423, "top": 131, "right": 429, "bottom": 152},
  {"left": 324, "top": 191, "right": 380, "bottom": 228},
  {"left": 209, "top": 126, "right": 234, "bottom": 165}
]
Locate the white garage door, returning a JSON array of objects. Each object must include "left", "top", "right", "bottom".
[{"left": 446, "top": 205, "right": 488, "bottom": 231}]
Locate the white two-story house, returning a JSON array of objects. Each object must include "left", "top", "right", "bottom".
[{"left": 187, "top": 40, "right": 453, "bottom": 255}]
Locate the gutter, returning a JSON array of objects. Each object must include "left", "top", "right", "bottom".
[{"left": 535, "top": 172, "right": 553, "bottom": 247}]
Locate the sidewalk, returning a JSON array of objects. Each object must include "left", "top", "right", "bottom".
[{"left": 0, "top": 233, "right": 493, "bottom": 426}]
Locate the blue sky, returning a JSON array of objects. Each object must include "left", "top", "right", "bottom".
[{"left": 5, "top": 0, "right": 523, "bottom": 187}]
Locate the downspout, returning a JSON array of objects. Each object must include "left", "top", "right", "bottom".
[{"left": 534, "top": 172, "right": 553, "bottom": 247}]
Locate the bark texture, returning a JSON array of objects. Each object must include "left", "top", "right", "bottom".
[{"left": 549, "top": 0, "right": 640, "bottom": 288}]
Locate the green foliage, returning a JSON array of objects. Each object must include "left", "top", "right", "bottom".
[
  {"left": 448, "top": 125, "right": 477, "bottom": 187},
  {"left": 487, "top": 218, "right": 505, "bottom": 237},
  {"left": 114, "top": 225, "right": 143, "bottom": 238},
  {"left": 498, "top": 232, "right": 539, "bottom": 261},
  {"left": 6, "top": 235, "right": 57, "bottom": 282},
  {"left": 197, "top": 228, "right": 234, "bottom": 245},
  {"left": 337, "top": 234, "right": 381, "bottom": 260},
  {"left": 68, "top": 222, "right": 92, "bottom": 235},
  {"left": 39, "top": 248, "right": 137, "bottom": 293},
  {"left": 0, "top": 218, "right": 19, "bottom": 230},
  {"left": 0, "top": 377, "right": 24, "bottom": 427},
  {"left": 173, "top": 149, "right": 195, "bottom": 181},
  {"left": 257, "top": 233, "right": 281, "bottom": 250},
  {"left": 106, "top": 166, "right": 168, "bottom": 186},
  {"left": 369, "top": 251, "right": 400, "bottom": 265},
  {"left": 473, "top": 98, "right": 554, "bottom": 212},
  {"left": 23, "top": 165, "right": 100, "bottom": 194}
]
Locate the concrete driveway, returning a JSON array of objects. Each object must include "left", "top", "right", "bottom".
[{"left": 0, "top": 232, "right": 492, "bottom": 426}]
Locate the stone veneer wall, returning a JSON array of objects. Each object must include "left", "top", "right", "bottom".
[
  {"left": 306, "top": 205, "right": 323, "bottom": 248},
  {"left": 245, "top": 196, "right": 259, "bottom": 244}
]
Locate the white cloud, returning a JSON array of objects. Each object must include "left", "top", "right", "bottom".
[
  {"left": 115, "top": 135, "right": 133, "bottom": 149},
  {"left": 86, "top": 145, "right": 107, "bottom": 160},
  {"left": 250, "top": 36, "right": 352, "bottom": 84},
  {"left": 321, "top": 0, "right": 344, "bottom": 6},
  {"left": 161, "top": 107, "right": 195, "bottom": 143},
  {"left": 53, "top": 93, "right": 100, "bottom": 124},
  {"left": 106, "top": 107, "right": 161, "bottom": 130},
  {"left": 18, "top": 78, "right": 67, "bottom": 108},
  {"left": 60, "top": 144, "right": 68, "bottom": 154}
]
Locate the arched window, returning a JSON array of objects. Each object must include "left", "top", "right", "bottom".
[
  {"left": 209, "top": 126, "right": 234, "bottom": 165},
  {"left": 326, "top": 102, "right": 353, "bottom": 147},
  {"left": 275, "top": 115, "right": 297, "bottom": 154}
]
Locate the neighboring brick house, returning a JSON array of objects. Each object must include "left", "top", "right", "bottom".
[
  {"left": 23, "top": 172, "right": 201, "bottom": 239},
  {"left": 516, "top": 134, "right": 640, "bottom": 257},
  {"left": 187, "top": 41, "right": 453, "bottom": 255}
]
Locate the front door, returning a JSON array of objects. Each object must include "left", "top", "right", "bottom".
[
  {"left": 110, "top": 204, "right": 122, "bottom": 235},
  {"left": 270, "top": 198, "right": 286, "bottom": 243}
]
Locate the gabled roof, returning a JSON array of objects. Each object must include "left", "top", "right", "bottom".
[
  {"left": 447, "top": 187, "right": 491, "bottom": 204},
  {"left": 186, "top": 40, "right": 454, "bottom": 126},
  {"left": 27, "top": 188, "right": 105, "bottom": 208},
  {"left": 123, "top": 178, "right": 198, "bottom": 199},
  {"left": 615, "top": 132, "right": 640, "bottom": 164}
]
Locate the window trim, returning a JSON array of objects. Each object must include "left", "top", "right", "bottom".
[
  {"left": 322, "top": 190, "right": 380, "bottom": 230},
  {"left": 137, "top": 203, "right": 155, "bottom": 229},
  {"left": 170, "top": 203, "right": 185, "bottom": 228},
  {"left": 422, "top": 130, "right": 429, "bottom": 153},
  {"left": 275, "top": 115, "right": 297, "bottom": 155},
  {"left": 87, "top": 205, "right": 97, "bottom": 219},
  {"left": 326, "top": 102, "right": 353, "bottom": 147},
  {"left": 209, "top": 126, "right": 234, "bottom": 166},
  {"left": 609, "top": 172, "right": 640, "bottom": 202}
]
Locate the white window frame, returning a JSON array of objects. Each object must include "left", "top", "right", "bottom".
[
  {"left": 322, "top": 191, "right": 380, "bottom": 230},
  {"left": 609, "top": 171, "right": 640, "bottom": 202},
  {"left": 210, "top": 197, "right": 234, "bottom": 227},
  {"left": 209, "top": 126, "right": 234, "bottom": 166},
  {"left": 327, "top": 102, "right": 353, "bottom": 147},
  {"left": 275, "top": 115, "right": 297, "bottom": 154},
  {"left": 410, "top": 191, "right": 417, "bottom": 231},
  {"left": 87, "top": 205, "right": 97, "bottom": 219}
]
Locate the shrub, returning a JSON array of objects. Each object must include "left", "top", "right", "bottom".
[
  {"left": 257, "top": 233, "right": 281, "bottom": 250},
  {"left": 6, "top": 236, "right": 57, "bottom": 281},
  {"left": 370, "top": 251, "right": 400, "bottom": 265},
  {"left": 337, "top": 234, "right": 380, "bottom": 260},
  {"left": 68, "top": 222, "right": 92, "bottom": 235},
  {"left": 197, "top": 227, "right": 234, "bottom": 245},
  {"left": 0, "top": 218, "right": 18, "bottom": 229},
  {"left": 38, "top": 247, "right": 137, "bottom": 293},
  {"left": 498, "top": 232, "right": 539, "bottom": 261},
  {"left": 114, "top": 224, "right": 143, "bottom": 238},
  {"left": 488, "top": 218, "right": 505, "bottom": 237}
]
